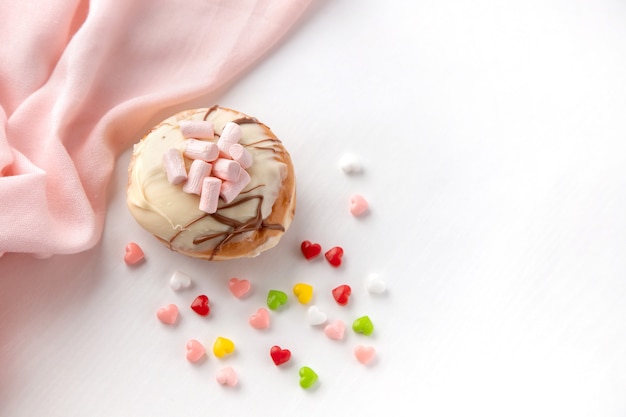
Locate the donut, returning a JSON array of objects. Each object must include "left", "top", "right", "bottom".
[{"left": 126, "top": 106, "right": 296, "bottom": 260}]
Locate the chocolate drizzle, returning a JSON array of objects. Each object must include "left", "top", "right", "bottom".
[{"left": 170, "top": 194, "right": 284, "bottom": 260}]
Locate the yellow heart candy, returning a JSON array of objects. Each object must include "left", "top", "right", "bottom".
[
  {"left": 293, "top": 283, "right": 314, "bottom": 304},
  {"left": 213, "top": 336, "right": 235, "bottom": 358}
]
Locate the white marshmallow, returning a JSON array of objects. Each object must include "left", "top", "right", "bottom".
[
  {"left": 182, "top": 159, "right": 212, "bottom": 195},
  {"left": 179, "top": 120, "right": 214, "bottom": 139},
  {"left": 199, "top": 177, "right": 222, "bottom": 214},
  {"left": 163, "top": 148, "right": 187, "bottom": 185},
  {"left": 184, "top": 139, "right": 219, "bottom": 162}
]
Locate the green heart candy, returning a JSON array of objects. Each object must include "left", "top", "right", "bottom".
[
  {"left": 267, "top": 289, "right": 288, "bottom": 311},
  {"left": 299, "top": 366, "right": 318, "bottom": 389},
  {"left": 352, "top": 315, "right": 374, "bottom": 335}
]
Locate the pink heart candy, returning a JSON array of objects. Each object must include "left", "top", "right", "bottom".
[
  {"left": 156, "top": 304, "right": 179, "bottom": 325},
  {"left": 350, "top": 194, "right": 369, "bottom": 216},
  {"left": 228, "top": 277, "right": 251, "bottom": 299},
  {"left": 186, "top": 339, "right": 206, "bottom": 363},
  {"left": 249, "top": 307, "right": 270, "bottom": 330},
  {"left": 124, "top": 242, "right": 145, "bottom": 265},
  {"left": 354, "top": 345, "right": 376, "bottom": 364},
  {"left": 324, "top": 320, "right": 346, "bottom": 340},
  {"left": 216, "top": 366, "right": 238, "bottom": 386}
]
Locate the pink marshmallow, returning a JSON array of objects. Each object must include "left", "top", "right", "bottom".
[
  {"left": 199, "top": 177, "right": 222, "bottom": 214},
  {"left": 163, "top": 148, "right": 187, "bottom": 185},
  {"left": 179, "top": 120, "right": 214, "bottom": 139},
  {"left": 217, "top": 122, "right": 241, "bottom": 157},
  {"left": 182, "top": 160, "right": 212, "bottom": 195},
  {"left": 212, "top": 158, "right": 241, "bottom": 181},
  {"left": 228, "top": 143, "right": 252, "bottom": 169},
  {"left": 184, "top": 139, "right": 218, "bottom": 162},
  {"left": 220, "top": 169, "right": 251, "bottom": 203}
]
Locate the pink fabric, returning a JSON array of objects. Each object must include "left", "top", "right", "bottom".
[{"left": 0, "top": 0, "right": 312, "bottom": 256}]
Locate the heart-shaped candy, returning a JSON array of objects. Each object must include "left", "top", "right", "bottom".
[
  {"left": 352, "top": 315, "right": 374, "bottom": 336},
  {"left": 325, "top": 246, "right": 344, "bottom": 267},
  {"left": 185, "top": 339, "right": 206, "bottom": 363},
  {"left": 324, "top": 320, "right": 346, "bottom": 340},
  {"left": 124, "top": 242, "right": 144, "bottom": 265},
  {"left": 216, "top": 366, "right": 238, "bottom": 386},
  {"left": 354, "top": 345, "right": 376, "bottom": 365},
  {"left": 300, "top": 240, "right": 322, "bottom": 260},
  {"left": 350, "top": 194, "right": 369, "bottom": 216},
  {"left": 267, "top": 290, "right": 288, "bottom": 311},
  {"left": 306, "top": 305, "right": 327, "bottom": 326},
  {"left": 299, "top": 366, "right": 318, "bottom": 389},
  {"left": 293, "top": 283, "right": 313, "bottom": 304},
  {"left": 332, "top": 284, "right": 352, "bottom": 306},
  {"left": 249, "top": 307, "right": 270, "bottom": 330},
  {"left": 228, "top": 277, "right": 251, "bottom": 299},
  {"left": 213, "top": 336, "right": 235, "bottom": 358},
  {"left": 156, "top": 304, "right": 179, "bottom": 325},
  {"left": 169, "top": 270, "right": 192, "bottom": 291},
  {"left": 270, "top": 345, "right": 291, "bottom": 366},
  {"left": 191, "top": 295, "right": 210, "bottom": 316},
  {"left": 366, "top": 273, "right": 387, "bottom": 294}
]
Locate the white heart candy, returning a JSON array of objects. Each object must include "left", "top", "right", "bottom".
[
  {"left": 306, "top": 305, "right": 327, "bottom": 326},
  {"left": 170, "top": 270, "right": 192, "bottom": 291},
  {"left": 366, "top": 273, "right": 387, "bottom": 294},
  {"left": 338, "top": 153, "right": 363, "bottom": 174}
]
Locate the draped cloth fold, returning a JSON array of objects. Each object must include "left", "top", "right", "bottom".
[{"left": 0, "top": 0, "right": 312, "bottom": 256}]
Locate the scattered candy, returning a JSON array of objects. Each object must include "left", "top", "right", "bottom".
[
  {"left": 169, "top": 270, "right": 192, "bottom": 291},
  {"left": 325, "top": 246, "right": 344, "bottom": 267},
  {"left": 199, "top": 177, "right": 221, "bottom": 214},
  {"left": 213, "top": 337, "right": 235, "bottom": 358},
  {"left": 338, "top": 153, "right": 363, "bottom": 174},
  {"left": 267, "top": 290, "right": 288, "bottom": 311},
  {"left": 163, "top": 148, "right": 187, "bottom": 185},
  {"left": 352, "top": 315, "right": 374, "bottom": 336},
  {"left": 350, "top": 194, "right": 369, "bottom": 216},
  {"left": 228, "top": 143, "right": 252, "bottom": 169},
  {"left": 249, "top": 307, "right": 270, "bottom": 330},
  {"left": 354, "top": 345, "right": 376, "bottom": 365},
  {"left": 270, "top": 346, "right": 292, "bottom": 366},
  {"left": 300, "top": 240, "right": 322, "bottom": 260},
  {"left": 182, "top": 159, "right": 212, "bottom": 195},
  {"left": 191, "top": 295, "right": 210, "bottom": 316},
  {"left": 366, "top": 273, "right": 387, "bottom": 294},
  {"left": 185, "top": 339, "right": 206, "bottom": 363},
  {"left": 156, "top": 304, "right": 179, "bottom": 325},
  {"left": 332, "top": 284, "right": 352, "bottom": 306},
  {"left": 324, "top": 320, "right": 346, "bottom": 341},
  {"left": 183, "top": 138, "right": 219, "bottom": 162},
  {"left": 228, "top": 278, "right": 251, "bottom": 299},
  {"left": 299, "top": 366, "right": 318, "bottom": 389},
  {"left": 179, "top": 120, "right": 214, "bottom": 139},
  {"left": 216, "top": 366, "right": 238, "bottom": 386},
  {"left": 293, "top": 283, "right": 313, "bottom": 305},
  {"left": 306, "top": 305, "right": 328, "bottom": 326},
  {"left": 124, "top": 242, "right": 144, "bottom": 265}
]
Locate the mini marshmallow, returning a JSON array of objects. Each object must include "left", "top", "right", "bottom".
[
  {"left": 163, "top": 148, "right": 187, "bottom": 185},
  {"left": 220, "top": 169, "right": 251, "bottom": 204},
  {"left": 228, "top": 143, "right": 252, "bottom": 169},
  {"left": 217, "top": 122, "right": 241, "bottom": 157},
  {"left": 212, "top": 158, "right": 241, "bottom": 181},
  {"left": 199, "top": 177, "right": 222, "bottom": 214},
  {"left": 184, "top": 139, "right": 219, "bottom": 162},
  {"left": 183, "top": 160, "right": 212, "bottom": 195},
  {"left": 338, "top": 153, "right": 363, "bottom": 174},
  {"left": 179, "top": 120, "right": 214, "bottom": 139}
]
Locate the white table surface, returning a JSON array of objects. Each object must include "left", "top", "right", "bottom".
[{"left": 2, "top": 1, "right": 626, "bottom": 416}]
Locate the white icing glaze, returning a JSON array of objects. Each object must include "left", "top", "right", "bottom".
[{"left": 127, "top": 107, "right": 288, "bottom": 256}]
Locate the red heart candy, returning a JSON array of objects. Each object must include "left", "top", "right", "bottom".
[
  {"left": 191, "top": 295, "right": 210, "bottom": 316},
  {"left": 332, "top": 284, "right": 352, "bottom": 306},
  {"left": 124, "top": 242, "right": 144, "bottom": 265},
  {"left": 301, "top": 240, "right": 322, "bottom": 260},
  {"left": 325, "top": 246, "right": 344, "bottom": 267},
  {"left": 270, "top": 345, "right": 291, "bottom": 366}
]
